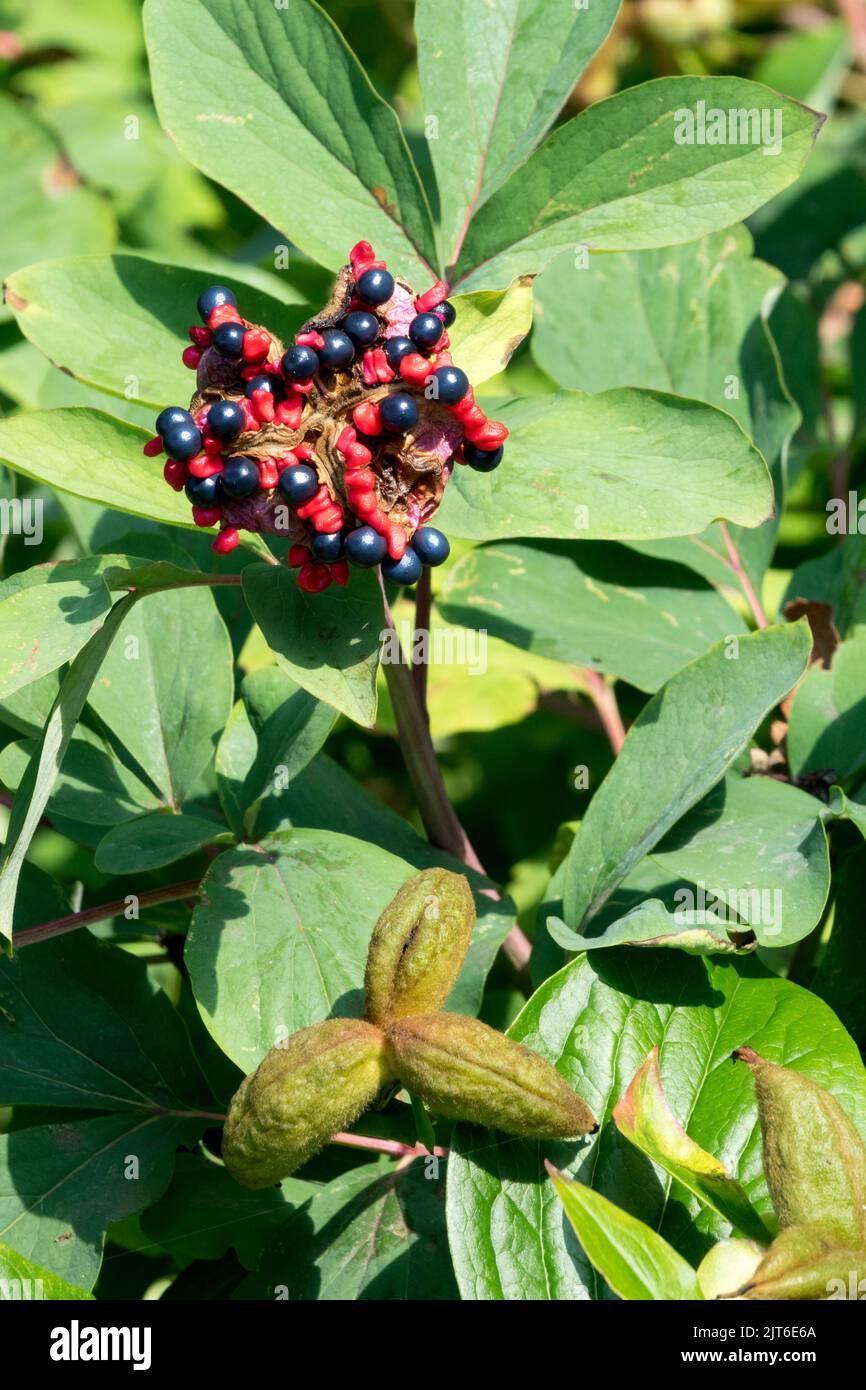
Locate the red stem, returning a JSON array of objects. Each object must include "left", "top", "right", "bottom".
[
  {"left": 581, "top": 670, "right": 626, "bottom": 755},
  {"left": 13, "top": 879, "right": 202, "bottom": 948},
  {"left": 719, "top": 521, "right": 768, "bottom": 629},
  {"left": 330, "top": 1131, "right": 448, "bottom": 1159}
]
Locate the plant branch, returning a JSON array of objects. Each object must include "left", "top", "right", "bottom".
[
  {"left": 580, "top": 670, "right": 626, "bottom": 755},
  {"left": 719, "top": 522, "right": 768, "bottom": 629},
  {"left": 330, "top": 1131, "right": 448, "bottom": 1160},
  {"left": 13, "top": 878, "right": 202, "bottom": 949},
  {"left": 412, "top": 567, "right": 432, "bottom": 709},
  {"left": 378, "top": 577, "right": 532, "bottom": 981}
]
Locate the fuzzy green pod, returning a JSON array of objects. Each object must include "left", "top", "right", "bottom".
[
  {"left": 734, "top": 1047, "right": 866, "bottom": 1248},
  {"left": 386, "top": 1012, "right": 597, "bottom": 1139},
  {"left": 223, "top": 1019, "right": 391, "bottom": 1188},
  {"left": 733, "top": 1225, "right": 866, "bottom": 1301},
  {"left": 364, "top": 868, "right": 475, "bottom": 1027}
]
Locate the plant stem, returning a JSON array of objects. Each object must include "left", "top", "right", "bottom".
[
  {"left": 378, "top": 577, "right": 532, "bottom": 980},
  {"left": 580, "top": 669, "right": 626, "bottom": 755},
  {"left": 330, "top": 1131, "right": 449, "bottom": 1159},
  {"left": 719, "top": 521, "right": 769, "bottom": 629},
  {"left": 412, "top": 567, "right": 432, "bottom": 709},
  {"left": 13, "top": 879, "right": 202, "bottom": 949}
]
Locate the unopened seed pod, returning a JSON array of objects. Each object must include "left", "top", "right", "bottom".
[
  {"left": 223, "top": 1018, "right": 391, "bottom": 1188},
  {"left": 732, "top": 1224, "right": 866, "bottom": 1301},
  {"left": 734, "top": 1047, "right": 866, "bottom": 1248},
  {"left": 386, "top": 1012, "right": 597, "bottom": 1139},
  {"left": 364, "top": 868, "right": 475, "bottom": 1027}
]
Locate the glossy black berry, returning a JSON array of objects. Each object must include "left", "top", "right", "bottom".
[
  {"left": 409, "top": 313, "right": 443, "bottom": 350},
  {"left": 156, "top": 405, "right": 194, "bottom": 437},
  {"left": 346, "top": 526, "right": 387, "bottom": 567},
  {"left": 212, "top": 322, "right": 247, "bottom": 357},
  {"left": 434, "top": 300, "right": 456, "bottom": 328},
  {"left": 220, "top": 457, "right": 260, "bottom": 499},
  {"left": 185, "top": 473, "right": 221, "bottom": 507},
  {"left": 429, "top": 366, "right": 469, "bottom": 406},
  {"left": 318, "top": 329, "right": 355, "bottom": 370},
  {"left": 380, "top": 392, "right": 419, "bottom": 433},
  {"left": 311, "top": 531, "right": 345, "bottom": 563},
  {"left": 382, "top": 549, "right": 423, "bottom": 586},
  {"left": 463, "top": 441, "right": 504, "bottom": 472},
  {"left": 163, "top": 423, "right": 203, "bottom": 461},
  {"left": 282, "top": 344, "right": 320, "bottom": 382},
  {"left": 384, "top": 336, "right": 414, "bottom": 369},
  {"left": 196, "top": 285, "right": 237, "bottom": 322},
  {"left": 356, "top": 268, "right": 395, "bottom": 306},
  {"left": 244, "top": 373, "right": 285, "bottom": 402},
  {"left": 207, "top": 400, "right": 246, "bottom": 441},
  {"left": 412, "top": 527, "right": 450, "bottom": 566},
  {"left": 341, "top": 311, "right": 379, "bottom": 347},
  {"left": 278, "top": 463, "right": 319, "bottom": 505}
]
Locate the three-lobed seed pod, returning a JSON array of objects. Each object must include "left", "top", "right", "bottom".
[{"left": 222, "top": 868, "right": 597, "bottom": 1188}]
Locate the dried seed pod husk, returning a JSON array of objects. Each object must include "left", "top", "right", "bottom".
[
  {"left": 731, "top": 1224, "right": 866, "bottom": 1301},
  {"left": 734, "top": 1047, "right": 866, "bottom": 1248},
  {"left": 364, "top": 868, "right": 475, "bottom": 1027},
  {"left": 222, "top": 1018, "right": 391, "bottom": 1188},
  {"left": 386, "top": 1013, "right": 597, "bottom": 1139}
]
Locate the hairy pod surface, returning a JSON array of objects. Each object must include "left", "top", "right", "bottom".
[
  {"left": 386, "top": 1012, "right": 597, "bottom": 1139},
  {"left": 734, "top": 1047, "right": 866, "bottom": 1248},
  {"left": 222, "top": 1019, "right": 390, "bottom": 1188},
  {"left": 733, "top": 1224, "right": 866, "bottom": 1301},
  {"left": 364, "top": 868, "right": 475, "bottom": 1026}
]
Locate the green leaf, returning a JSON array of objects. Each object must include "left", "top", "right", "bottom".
[
  {"left": 185, "top": 829, "right": 417, "bottom": 1070},
  {"left": 6, "top": 254, "right": 308, "bottom": 411},
  {"left": 437, "top": 390, "right": 773, "bottom": 542},
  {"left": 612, "top": 1048, "right": 771, "bottom": 1243},
  {"left": 0, "top": 1243, "right": 92, "bottom": 1300},
  {"left": 143, "top": 0, "right": 437, "bottom": 283},
  {"left": 235, "top": 1157, "right": 458, "bottom": 1300},
  {"left": 558, "top": 622, "right": 811, "bottom": 938},
  {"left": 548, "top": 1166, "right": 702, "bottom": 1301},
  {"left": 0, "top": 93, "right": 115, "bottom": 301},
  {"left": 241, "top": 564, "right": 383, "bottom": 727},
  {"left": 439, "top": 541, "right": 745, "bottom": 692},
  {"left": 0, "top": 725, "right": 161, "bottom": 826},
  {"left": 787, "top": 635, "right": 866, "bottom": 783},
  {"left": 0, "top": 558, "right": 115, "bottom": 699},
  {"left": 530, "top": 225, "right": 799, "bottom": 589},
  {"left": 453, "top": 77, "right": 823, "bottom": 290},
  {"left": 782, "top": 533, "right": 866, "bottom": 640},
  {"left": 446, "top": 950, "right": 866, "bottom": 1299},
  {"left": 87, "top": 583, "right": 234, "bottom": 807},
  {"left": 0, "top": 409, "right": 195, "bottom": 529},
  {"left": 95, "top": 812, "right": 227, "bottom": 873},
  {"left": 649, "top": 775, "right": 831, "bottom": 949},
  {"left": 811, "top": 845, "right": 866, "bottom": 1050},
  {"left": 0, "top": 594, "right": 136, "bottom": 950},
  {"left": 447, "top": 278, "right": 534, "bottom": 387},
  {"left": 416, "top": 0, "right": 619, "bottom": 268}
]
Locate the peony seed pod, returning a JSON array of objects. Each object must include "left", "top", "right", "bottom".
[
  {"left": 734, "top": 1047, "right": 866, "bottom": 1248},
  {"left": 386, "top": 1012, "right": 597, "bottom": 1139},
  {"left": 731, "top": 1224, "right": 866, "bottom": 1301},
  {"left": 222, "top": 1018, "right": 391, "bottom": 1188},
  {"left": 364, "top": 868, "right": 475, "bottom": 1027}
]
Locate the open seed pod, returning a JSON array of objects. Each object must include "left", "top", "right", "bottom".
[{"left": 145, "top": 242, "right": 508, "bottom": 593}]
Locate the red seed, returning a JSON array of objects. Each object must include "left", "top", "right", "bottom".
[
  {"left": 251, "top": 388, "right": 275, "bottom": 423},
  {"left": 331, "top": 560, "right": 350, "bottom": 587},
  {"left": 450, "top": 389, "right": 476, "bottom": 421},
  {"left": 192, "top": 505, "right": 222, "bottom": 527},
  {"left": 163, "top": 459, "right": 187, "bottom": 491},
  {"left": 297, "top": 561, "right": 332, "bottom": 593},
  {"left": 361, "top": 350, "right": 379, "bottom": 386},
  {"left": 294, "top": 443, "right": 315, "bottom": 462},
  {"left": 345, "top": 467, "right": 375, "bottom": 489},
  {"left": 188, "top": 325, "right": 212, "bottom": 347},
  {"left": 275, "top": 397, "right": 303, "bottom": 429},
  {"left": 143, "top": 436, "right": 163, "bottom": 457},
  {"left": 349, "top": 241, "right": 376, "bottom": 275},
  {"left": 467, "top": 419, "right": 509, "bottom": 449},
  {"left": 352, "top": 401, "right": 382, "bottom": 435},
  {"left": 212, "top": 527, "right": 240, "bottom": 554},
  {"left": 458, "top": 405, "right": 487, "bottom": 434},
  {"left": 292, "top": 378, "right": 315, "bottom": 395},
  {"left": 399, "top": 353, "right": 433, "bottom": 387},
  {"left": 296, "top": 330, "right": 325, "bottom": 350},
  {"left": 288, "top": 544, "right": 311, "bottom": 568},
  {"left": 275, "top": 452, "right": 297, "bottom": 473},
  {"left": 239, "top": 398, "right": 260, "bottom": 431},
  {"left": 313, "top": 506, "right": 344, "bottom": 533},
  {"left": 242, "top": 328, "right": 271, "bottom": 362},
  {"left": 203, "top": 435, "right": 225, "bottom": 456},
  {"left": 258, "top": 459, "right": 279, "bottom": 489},
  {"left": 351, "top": 490, "right": 379, "bottom": 517},
  {"left": 346, "top": 442, "right": 372, "bottom": 468},
  {"left": 336, "top": 426, "right": 357, "bottom": 456},
  {"left": 208, "top": 303, "right": 243, "bottom": 330},
  {"left": 189, "top": 454, "right": 223, "bottom": 479},
  {"left": 416, "top": 280, "right": 449, "bottom": 313},
  {"left": 372, "top": 348, "right": 394, "bottom": 383},
  {"left": 296, "top": 486, "right": 331, "bottom": 519},
  {"left": 386, "top": 523, "right": 407, "bottom": 561},
  {"left": 182, "top": 346, "right": 202, "bottom": 369}
]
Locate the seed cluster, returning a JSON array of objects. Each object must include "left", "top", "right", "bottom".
[{"left": 145, "top": 242, "right": 508, "bottom": 592}]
